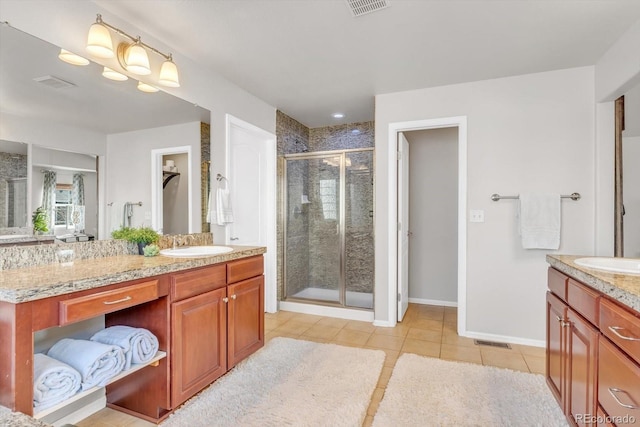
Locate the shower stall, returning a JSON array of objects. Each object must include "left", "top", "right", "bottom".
[{"left": 283, "top": 148, "right": 374, "bottom": 309}]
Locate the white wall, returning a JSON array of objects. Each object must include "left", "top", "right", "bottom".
[
  {"left": 106, "top": 122, "right": 200, "bottom": 232},
  {"left": 375, "top": 66, "right": 595, "bottom": 343},
  {"left": 624, "top": 136, "right": 640, "bottom": 257},
  {"left": 405, "top": 128, "right": 458, "bottom": 304}
]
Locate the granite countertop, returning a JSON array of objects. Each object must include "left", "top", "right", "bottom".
[
  {"left": 0, "top": 245, "right": 266, "bottom": 304},
  {"left": 0, "top": 406, "right": 49, "bottom": 427},
  {"left": 547, "top": 255, "right": 640, "bottom": 312}
]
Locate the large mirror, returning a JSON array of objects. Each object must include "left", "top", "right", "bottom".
[{"left": 0, "top": 23, "right": 210, "bottom": 241}]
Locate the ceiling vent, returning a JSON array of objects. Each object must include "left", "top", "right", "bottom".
[
  {"left": 345, "top": 0, "right": 389, "bottom": 17},
  {"left": 33, "top": 75, "right": 76, "bottom": 90}
]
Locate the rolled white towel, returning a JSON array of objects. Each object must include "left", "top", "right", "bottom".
[
  {"left": 91, "top": 326, "right": 159, "bottom": 370},
  {"left": 47, "top": 338, "right": 125, "bottom": 390},
  {"left": 33, "top": 353, "right": 81, "bottom": 411}
]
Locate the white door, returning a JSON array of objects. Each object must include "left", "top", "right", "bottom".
[
  {"left": 226, "top": 115, "right": 277, "bottom": 313},
  {"left": 397, "top": 132, "right": 410, "bottom": 321}
]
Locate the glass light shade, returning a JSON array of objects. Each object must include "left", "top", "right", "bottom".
[
  {"left": 158, "top": 59, "right": 180, "bottom": 87},
  {"left": 58, "top": 49, "right": 90, "bottom": 66},
  {"left": 86, "top": 23, "right": 114, "bottom": 58},
  {"left": 125, "top": 44, "right": 151, "bottom": 75},
  {"left": 137, "top": 81, "right": 159, "bottom": 93},
  {"left": 102, "top": 67, "right": 128, "bottom": 81}
]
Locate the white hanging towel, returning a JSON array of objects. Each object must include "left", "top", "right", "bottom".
[
  {"left": 518, "top": 193, "right": 561, "bottom": 250},
  {"left": 216, "top": 184, "right": 234, "bottom": 226},
  {"left": 206, "top": 165, "right": 214, "bottom": 223}
]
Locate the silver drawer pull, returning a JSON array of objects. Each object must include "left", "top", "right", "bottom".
[
  {"left": 608, "top": 388, "right": 640, "bottom": 410},
  {"left": 103, "top": 296, "right": 132, "bottom": 305},
  {"left": 608, "top": 326, "right": 640, "bottom": 341}
]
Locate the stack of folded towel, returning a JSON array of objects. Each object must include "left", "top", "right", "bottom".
[
  {"left": 47, "top": 338, "right": 126, "bottom": 390},
  {"left": 33, "top": 353, "right": 82, "bottom": 411},
  {"left": 90, "top": 326, "right": 159, "bottom": 370},
  {"left": 33, "top": 326, "right": 159, "bottom": 410}
]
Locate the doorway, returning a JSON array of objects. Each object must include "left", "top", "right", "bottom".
[
  {"left": 387, "top": 116, "right": 467, "bottom": 335},
  {"left": 151, "top": 146, "right": 192, "bottom": 234},
  {"left": 403, "top": 128, "right": 459, "bottom": 314}
]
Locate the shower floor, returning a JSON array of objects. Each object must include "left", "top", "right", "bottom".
[{"left": 290, "top": 286, "right": 373, "bottom": 309}]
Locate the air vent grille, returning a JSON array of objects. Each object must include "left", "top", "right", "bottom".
[
  {"left": 33, "top": 75, "right": 76, "bottom": 89},
  {"left": 345, "top": 0, "right": 389, "bottom": 17},
  {"left": 474, "top": 340, "right": 511, "bottom": 349}
]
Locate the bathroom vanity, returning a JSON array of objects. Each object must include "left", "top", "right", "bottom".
[
  {"left": 0, "top": 246, "right": 265, "bottom": 424},
  {"left": 546, "top": 255, "right": 640, "bottom": 427}
]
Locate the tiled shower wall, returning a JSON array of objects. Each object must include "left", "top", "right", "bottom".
[
  {"left": 277, "top": 110, "right": 375, "bottom": 304},
  {"left": 0, "top": 152, "right": 28, "bottom": 228}
]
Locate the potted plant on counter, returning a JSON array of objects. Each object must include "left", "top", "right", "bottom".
[
  {"left": 32, "top": 206, "right": 49, "bottom": 234},
  {"left": 111, "top": 226, "right": 160, "bottom": 255}
]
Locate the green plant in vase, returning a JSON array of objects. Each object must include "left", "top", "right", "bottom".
[
  {"left": 111, "top": 226, "right": 160, "bottom": 255},
  {"left": 32, "top": 207, "right": 49, "bottom": 234}
]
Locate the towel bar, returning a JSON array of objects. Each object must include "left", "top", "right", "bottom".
[{"left": 491, "top": 193, "right": 580, "bottom": 202}]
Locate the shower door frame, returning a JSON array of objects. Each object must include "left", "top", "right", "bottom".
[{"left": 282, "top": 147, "right": 374, "bottom": 309}]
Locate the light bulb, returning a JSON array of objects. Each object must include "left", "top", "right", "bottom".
[
  {"left": 124, "top": 42, "right": 151, "bottom": 75},
  {"left": 158, "top": 58, "right": 180, "bottom": 87},
  {"left": 86, "top": 22, "right": 114, "bottom": 58}
]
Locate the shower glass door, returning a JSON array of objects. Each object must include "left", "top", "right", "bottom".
[{"left": 284, "top": 155, "right": 342, "bottom": 304}]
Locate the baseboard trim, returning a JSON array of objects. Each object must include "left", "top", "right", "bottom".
[
  {"left": 462, "top": 330, "right": 545, "bottom": 348},
  {"left": 278, "top": 301, "right": 374, "bottom": 322},
  {"left": 408, "top": 298, "right": 458, "bottom": 307}
]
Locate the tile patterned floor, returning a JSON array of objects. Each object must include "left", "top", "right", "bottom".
[{"left": 76, "top": 304, "right": 546, "bottom": 427}]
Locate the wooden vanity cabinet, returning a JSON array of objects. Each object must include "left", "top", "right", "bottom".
[
  {"left": 170, "top": 264, "right": 228, "bottom": 408},
  {"left": 547, "top": 267, "right": 640, "bottom": 427},
  {"left": 169, "top": 256, "right": 264, "bottom": 407}
]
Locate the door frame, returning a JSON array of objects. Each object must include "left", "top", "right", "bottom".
[
  {"left": 225, "top": 114, "right": 277, "bottom": 313},
  {"left": 387, "top": 116, "right": 467, "bottom": 335},
  {"left": 151, "top": 146, "right": 192, "bottom": 234}
]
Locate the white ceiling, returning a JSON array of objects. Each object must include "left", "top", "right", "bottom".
[{"left": 93, "top": 0, "right": 640, "bottom": 128}]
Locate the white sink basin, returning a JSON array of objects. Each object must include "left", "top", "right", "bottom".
[
  {"left": 574, "top": 257, "right": 640, "bottom": 274},
  {"left": 160, "top": 245, "right": 234, "bottom": 258}
]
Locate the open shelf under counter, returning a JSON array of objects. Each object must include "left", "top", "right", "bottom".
[{"left": 33, "top": 351, "right": 166, "bottom": 420}]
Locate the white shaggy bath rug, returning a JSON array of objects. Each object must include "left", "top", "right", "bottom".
[
  {"left": 373, "top": 353, "right": 568, "bottom": 427},
  {"left": 163, "top": 337, "right": 385, "bottom": 427}
]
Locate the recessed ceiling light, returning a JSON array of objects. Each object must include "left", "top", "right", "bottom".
[{"left": 331, "top": 113, "right": 345, "bottom": 119}]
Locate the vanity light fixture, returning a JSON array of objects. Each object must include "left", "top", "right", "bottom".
[
  {"left": 331, "top": 113, "right": 345, "bottom": 119},
  {"left": 85, "top": 14, "right": 180, "bottom": 87},
  {"left": 137, "top": 81, "right": 159, "bottom": 93},
  {"left": 102, "top": 67, "right": 128, "bottom": 81},
  {"left": 58, "top": 49, "right": 90, "bottom": 66}
]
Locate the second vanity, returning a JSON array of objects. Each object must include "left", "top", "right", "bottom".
[
  {"left": 0, "top": 244, "right": 266, "bottom": 424},
  {"left": 546, "top": 255, "right": 640, "bottom": 427}
]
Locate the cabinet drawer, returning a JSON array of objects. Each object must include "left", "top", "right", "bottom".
[
  {"left": 59, "top": 280, "right": 159, "bottom": 325},
  {"left": 548, "top": 268, "right": 568, "bottom": 302},
  {"left": 600, "top": 298, "right": 640, "bottom": 365},
  {"left": 567, "top": 279, "right": 599, "bottom": 327},
  {"left": 227, "top": 256, "right": 264, "bottom": 284},
  {"left": 171, "top": 264, "right": 226, "bottom": 302},
  {"left": 598, "top": 339, "right": 640, "bottom": 424}
]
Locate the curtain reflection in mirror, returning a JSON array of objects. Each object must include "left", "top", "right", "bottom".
[{"left": 42, "top": 170, "right": 56, "bottom": 231}]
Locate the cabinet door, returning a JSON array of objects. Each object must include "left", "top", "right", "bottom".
[
  {"left": 227, "top": 275, "right": 264, "bottom": 369},
  {"left": 566, "top": 308, "right": 599, "bottom": 426},
  {"left": 171, "top": 287, "right": 227, "bottom": 407},
  {"left": 547, "top": 291, "right": 568, "bottom": 410}
]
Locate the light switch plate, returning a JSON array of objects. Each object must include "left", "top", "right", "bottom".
[{"left": 470, "top": 210, "right": 484, "bottom": 223}]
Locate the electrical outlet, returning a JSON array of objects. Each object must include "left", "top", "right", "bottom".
[{"left": 470, "top": 210, "right": 484, "bottom": 223}]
